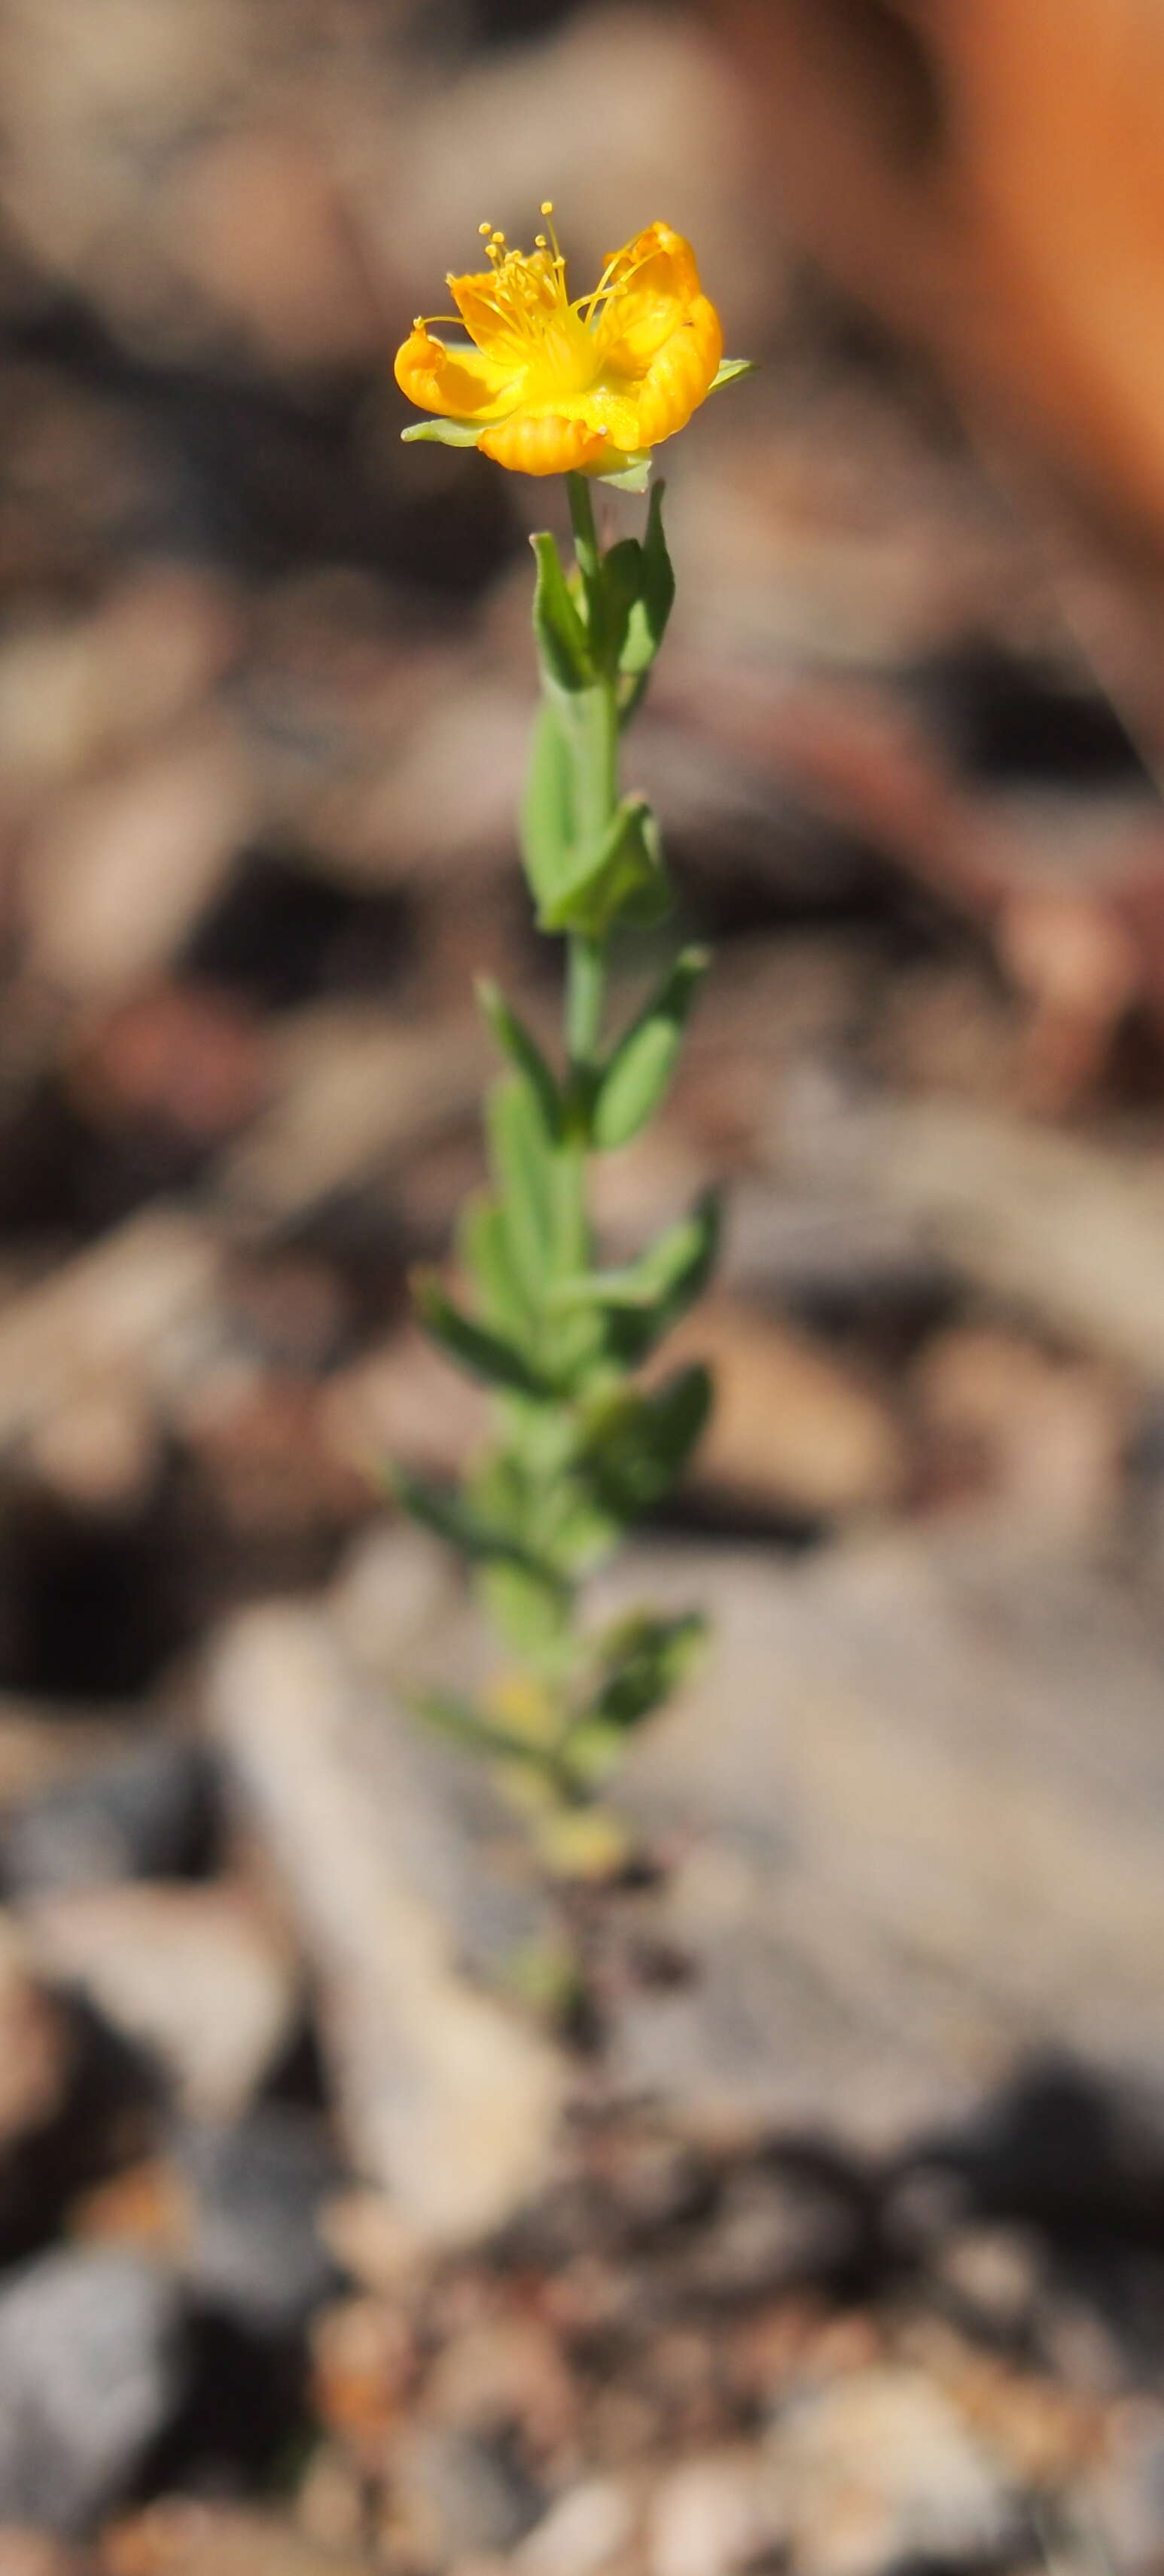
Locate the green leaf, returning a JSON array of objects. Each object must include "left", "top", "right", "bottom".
[
  {"left": 709, "top": 357, "right": 756, "bottom": 392},
  {"left": 583, "top": 1363, "right": 713, "bottom": 1519},
  {"left": 531, "top": 531, "right": 593, "bottom": 691},
  {"left": 391, "top": 1467, "right": 567, "bottom": 1597},
  {"left": 592, "top": 944, "right": 709, "bottom": 1151},
  {"left": 620, "top": 481, "right": 675, "bottom": 678},
  {"left": 413, "top": 1272, "right": 549, "bottom": 1398},
  {"left": 599, "top": 537, "right": 644, "bottom": 668},
  {"left": 487, "top": 1075, "right": 559, "bottom": 1294},
  {"left": 457, "top": 1191, "right": 534, "bottom": 1340},
  {"left": 477, "top": 979, "right": 562, "bottom": 1139},
  {"left": 593, "top": 450, "right": 652, "bottom": 494},
  {"left": 479, "top": 1561, "right": 571, "bottom": 1657},
  {"left": 521, "top": 700, "right": 577, "bottom": 913},
  {"left": 588, "top": 1609, "right": 707, "bottom": 1733},
  {"left": 413, "top": 1689, "right": 558, "bottom": 1778},
  {"left": 537, "top": 794, "right": 670, "bottom": 939},
  {"left": 401, "top": 417, "right": 483, "bottom": 447},
  {"left": 549, "top": 1191, "right": 720, "bottom": 1364},
  {"left": 487, "top": 1075, "right": 589, "bottom": 1300}
]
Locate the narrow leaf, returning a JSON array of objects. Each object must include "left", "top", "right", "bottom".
[
  {"left": 414, "top": 1690, "right": 559, "bottom": 1778},
  {"left": 531, "top": 530, "right": 593, "bottom": 691},
  {"left": 538, "top": 794, "right": 670, "bottom": 939},
  {"left": 548, "top": 1192, "right": 719, "bottom": 1362},
  {"left": 391, "top": 1465, "right": 565, "bottom": 1594},
  {"left": 593, "top": 944, "right": 709, "bottom": 1151},
  {"left": 620, "top": 481, "right": 675, "bottom": 678},
  {"left": 589, "top": 1609, "right": 707, "bottom": 1731},
  {"left": 583, "top": 1363, "right": 713, "bottom": 1519},
  {"left": 521, "top": 700, "right": 577, "bottom": 913},
  {"left": 413, "top": 1272, "right": 548, "bottom": 1397},
  {"left": 477, "top": 979, "right": 562, "bottom": 1139},
  {"left": 458, "top": 1191, "right": 533, "bottom": 1339}
]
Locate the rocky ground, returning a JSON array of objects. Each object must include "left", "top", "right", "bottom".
[{"left": 0, "top": 0, "right": 1162, "bottom": 2568}]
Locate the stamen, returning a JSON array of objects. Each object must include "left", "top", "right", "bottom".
[
  {"left": 538, "top": 199, "right": 564, "bottom": 268},
  {"left": 478, "top": 221, "right": 492, "bottom": 237}
]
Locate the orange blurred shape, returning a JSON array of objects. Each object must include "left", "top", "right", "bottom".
[{"left": 711, "top": 0, "right": 1164, "bottom": 553}]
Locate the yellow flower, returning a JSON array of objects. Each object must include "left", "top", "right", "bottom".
[{"left": 395, "top": 207, "right": 725, "bottom": 478}]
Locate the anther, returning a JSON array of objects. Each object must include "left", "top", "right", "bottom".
[{"left": 478, "top": 221, "right": 492, "bottom": 237}]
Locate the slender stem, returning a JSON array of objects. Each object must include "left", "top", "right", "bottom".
[{"left": 566, "top": 933, "right": 606, "bottom": 1072}]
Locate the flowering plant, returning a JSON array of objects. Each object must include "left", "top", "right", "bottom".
[{"left": 394, "top": 209, "right": 750, "bottom": 1876}]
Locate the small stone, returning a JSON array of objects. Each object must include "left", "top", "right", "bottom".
[
  {"left": 687, "top": 2160, "right": 865, "bottom": 2300},
  {"left": 395, "top": 2425, "right": 544, "bottom": 2560},
  {"left": 772, "top": 2364, "right": 1024, "bottom": 2576},
  {"left": 4, "top": 1739, "right": 217, "bottom": 1898},
  {"left": 932, "top": 2222, "right": 1044, "bottom": 2336},
  {"left": 648, "top": 2450, "right": 784, "bottom": 2576},
  {"left": 23, "top": 1881, "right": 296, "bottom": 2119},
  {"left": 175, "top": 2107, "right": 339, "bottom": 2339},
  {"left": 0, "top": 2248, "right": 186, "bottom": 2534},
  {"left": 516, "top": 2480, "right": 636, "bottom": 2576}
]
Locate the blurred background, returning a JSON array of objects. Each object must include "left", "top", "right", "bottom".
[{"left": 1, "top": 0, "right": 1163, "bottom": 2565}]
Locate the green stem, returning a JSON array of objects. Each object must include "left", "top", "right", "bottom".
[{"left": 566, "top": 933, "right": 605, "bottom": 1072}]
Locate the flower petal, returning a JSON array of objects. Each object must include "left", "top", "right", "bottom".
[
  {"left": 394, "top": 328, "right": 520, "bottom": 424},
  {"left": 590, "top": 222, "right": 705, "bottom": 373},
  {"left": 448, "top": 259, "right": 558, "bottom": 362},
  {"left": 477, "top": 412, "right": 611, "bottom": 477},
  {"left": 583, "top": 292, "right": 724, "bottom": 453}
]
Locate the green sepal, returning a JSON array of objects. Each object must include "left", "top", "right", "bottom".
[
  {"left": 592, "top": 944, "right": 709, "bottom": 1151},
  {"left": 401, "top": 417, "right": 483, "bottom": 448},
  {"left": 709, "top": 358, "right": 756, "bottom": 392},
  {"left": 476, "top": 979, "right": 562, "bottom": 1140},
  {"left": 390, "top": 1465, "right": 567, "bottom": 1599},
  {"left": 537, "top": 795, "right": 670, "bottom": 939},
  {"left": 413, "top": 1271, "right": 550, "bottom": 1398},
  {"left": 531, "top": 531, "right": 593, "bottom": 692},
  {"left": 620, "top": 482, "right": 675, "bottom": 680},
  {"left": 591, "top": 450, "right": 652, "bottom": 495},
  {"left": 581, "top": 1362, "right": 713, "bottom": 1520}
]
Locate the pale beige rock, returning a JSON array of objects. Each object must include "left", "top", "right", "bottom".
[
  {"left": 0, "top": 1212, "right": 221, "bottom": 1453},
  {"left": 806, "top": 1094, "right": 1164, "bottom": 1383},
  {"left": 607, "top": 1527, "right": 1164, "bottom": 2139},
  {"left": 771, "top": 2365, "right": 1019, "bottom": 2576},
  {"left": 663, "top": 1297, "right": 904, "bottom": 1519},
  {"left": 516, "top": 2481, "right": 637, "bottom": 2576},
  {"left": 209, "top": 1599, "right": 563, "bottom": 2243},
  {"left": 23, "top": 1882, "right": 297, "bottom": 2119},
  {"left": 648, "top": 2450, "right": 784, "bottom": 2576},
  {"left": 23, "top": 718, "right": 254, "bottom": 999}
]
